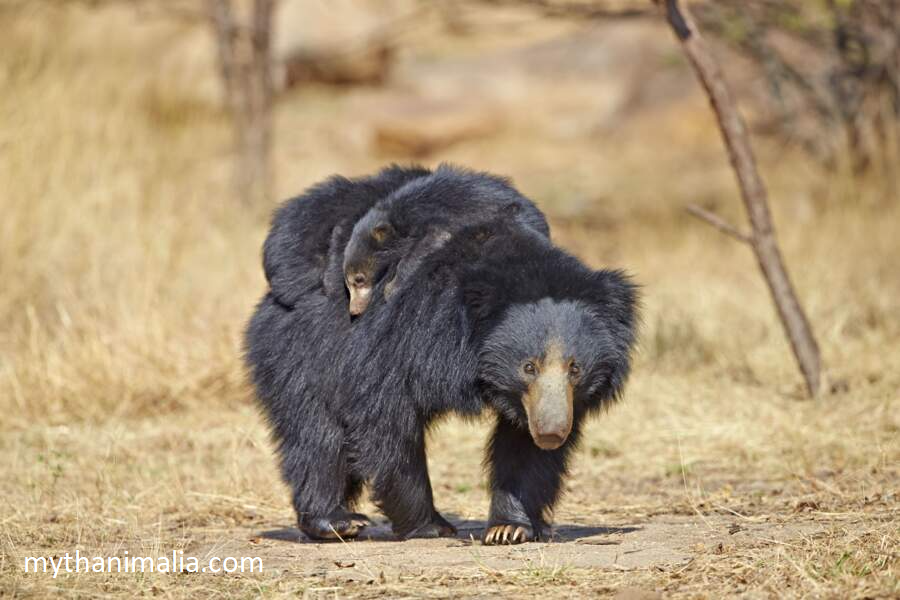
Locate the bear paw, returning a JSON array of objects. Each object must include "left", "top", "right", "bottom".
[
  {"left": 301, "top": 511, "right": 372, "bottom": 541},
  {"left": 401, "top": 512, "right": 457, "bottom": 539},
  {"left": 482, "top": 523, "right": 534, "bottom": 545}
]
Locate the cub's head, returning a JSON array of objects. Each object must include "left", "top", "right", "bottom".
[
  {"left": 343, "top": 208, "right": 397, "bottom": 316},
  {"left": 474, "top": 280, "right": 636, "bottom": 450}
]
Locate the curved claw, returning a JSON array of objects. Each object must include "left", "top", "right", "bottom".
[
  {"left": 342, "top": 513, "right": 374, "bottom": 537},
  {"left": 482, "top": 523, "right": 533, "bottom": 545},
  {"left": 301, "top": 511, "right": 373, "bottom": 541}
]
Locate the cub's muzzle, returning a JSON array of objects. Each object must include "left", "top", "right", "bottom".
[
  {"left": 346, "top": 271, "right": 372, "bottom": 316},
  {"left": 348, "top": 285, "right": 372, "bottom": 316}
]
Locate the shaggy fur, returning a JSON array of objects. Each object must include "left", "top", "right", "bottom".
[
  {"left": 340, "top": 164, "right": 551, "bottom": 315},
  {"left": 245, "top": 171, "right": 638, "bottom": 544},
  {"left": 262, "top": 164, "right": 431, "bottom": 309},
  {"left": 248, "top": 164, "right": 431, "bottom": 539},
  {"left": 334, "top": 221, "right": 637, "bottom": 541}
]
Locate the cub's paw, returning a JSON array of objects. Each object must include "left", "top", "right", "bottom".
[
  {"left": 302, "top": 511, "right": 372, "bottom": 541},
  {"left": 401, "top": 512, "right": 458, "bottom": 539},
  {"left": 482, "top": 523, "right": 534, "bottom": 545}
]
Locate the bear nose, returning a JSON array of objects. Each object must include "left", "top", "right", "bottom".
[
  {"left": 351, "top": 273, "right": 367, "bottom": 287},
  {"left": 534, "top": 433, "right": 566, "bottom": 450}
]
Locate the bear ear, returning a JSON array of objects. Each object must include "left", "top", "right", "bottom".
[
  {"left": 501, "top": 201, "right": 522, "bottom": 218},
  {"left": 583, "top": 269, "right": 639, "bottom": 332},
  {"left": 371, "top": 222, "right": 395, "bottom": 244}
]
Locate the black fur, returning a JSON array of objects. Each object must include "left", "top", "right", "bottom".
[
  {"left": 248, "top": 164, "right": 429, "bottom": 540},
  {"left": 245, "top": 172, "right": 638, "bottom": 544},
  {"left": 341, "top": 164, "right": 551, "bottom": 312},
  {"left": 262, "top": 164, "right": 430, "bottom": 309},
  {"left": 336, "top": 222, "right": 637, "bottom": 540}
]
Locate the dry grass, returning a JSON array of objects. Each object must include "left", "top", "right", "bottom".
[{"left": 1, "top": 4, "right": 897, "bottom": 599}]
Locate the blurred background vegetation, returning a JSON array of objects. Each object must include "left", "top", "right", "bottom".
[
  {"left": 2, "top": 0, "right": 896, "bottom": 421},
  {"left": 0, "top": 2, "right": 897, "bottom": 597}
]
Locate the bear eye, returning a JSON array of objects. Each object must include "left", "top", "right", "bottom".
[
  {"left": 523, "top": 361, "right": 537, "bottom": 376},
  {"left": 569, "top": 363, "right": 581, "bottom": 377}
]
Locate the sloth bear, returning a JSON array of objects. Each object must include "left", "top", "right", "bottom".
[
  {"left": 340, "top": 164, "right": 551, "bottom": 315},
  {"left": 329, "top": 221, "right": 637, "bottom": 543},
  {"left": 246, "top": 171, "right": 638, "bottom": 544},
  {"left": 261, "top": 165, "right": 431, "bottom": 309}
]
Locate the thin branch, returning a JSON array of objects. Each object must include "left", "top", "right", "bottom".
[
  {"left": 660, "top": 0, "right": 824, "bottom": 397},
  {"left": 479, "top": 0, "right": 652, "bottom": 20},
  {"left": 686, "top": 204, "right": 752, "bottom": 244}
]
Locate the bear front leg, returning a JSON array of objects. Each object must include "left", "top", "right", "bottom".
[{"left": 483, "top": 416, "right": 577, "bottom": 545}]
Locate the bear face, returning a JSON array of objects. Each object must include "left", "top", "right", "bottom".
[
  {"left": 431, "top": 222, "right": 637, "bottom": 451},
  {"left": 477, "top": 297, "right": 631, "bottom": 450},
  {"left": 342, "top": 206, "right": 402, "bottom": 315}
]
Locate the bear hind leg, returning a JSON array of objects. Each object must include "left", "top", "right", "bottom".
[
  {"left": 360, "top": 427, "right": 456, "bottom": 540},
  {"left": 280, "top": 417, "right": 373, "bottom": 541}
]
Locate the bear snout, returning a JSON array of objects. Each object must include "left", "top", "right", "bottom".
[
  {"left": 348, "top": 282, "right": 372, "bottom": 315},
  {"left": 523, "top": 370, "right": 574, "bottom": 451}
]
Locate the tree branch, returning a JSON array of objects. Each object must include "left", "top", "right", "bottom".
[
  {"left": 686, "top": 204, "right": 752, "bottom": 244},
  {"left": 659, "top": 0, "right": 824, "bottom": 397},
  {"left": 480, "top": 0, "right": 652, "bottom": 20}
]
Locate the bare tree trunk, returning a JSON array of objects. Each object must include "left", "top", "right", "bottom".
[
  {"left": 660, "top": 0, "right": 824, "bottom": 397},
  {"left": 208, "top": 0, "right": 275, "bottom": 205}
]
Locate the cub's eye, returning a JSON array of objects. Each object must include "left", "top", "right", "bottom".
[
  {"left": 523, "top": 362, "right": 537, "bottom": 376},
  {"left": 569, "top": 363, "right": 581, "bottom": 377}
]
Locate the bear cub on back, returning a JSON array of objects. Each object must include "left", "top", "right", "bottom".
[
  {"left": 263, "top": 165, "right": 431, "bottom": 310},
  {"left": 339, "top": 164, "right": 551, "bottom": 315}
]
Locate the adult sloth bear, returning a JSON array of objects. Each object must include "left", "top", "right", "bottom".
[{"left": 246, "top": 174, "right": 637, "bottom": 545}]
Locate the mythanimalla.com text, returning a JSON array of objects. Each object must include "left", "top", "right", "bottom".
[{"left": 24, "top": 550, "right": 263, "bottom": 578}]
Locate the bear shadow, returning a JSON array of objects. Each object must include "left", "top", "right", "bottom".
[{"left": 259, "top": 515, "right": 640, "bottom": 544}]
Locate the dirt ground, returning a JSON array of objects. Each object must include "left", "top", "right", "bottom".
[
  {"left": 3, "top": 397, "right": 895, "bottom": 598},
  {"left": 1, "top": 2, "right": 898, "bottom": 599},
  {"left": 217, "top": 516, "right": 821, "bottom": 576}
]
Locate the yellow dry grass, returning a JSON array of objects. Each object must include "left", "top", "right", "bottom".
[{"left": 1, "top": 4, "right": 897, "bottom": 599}]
